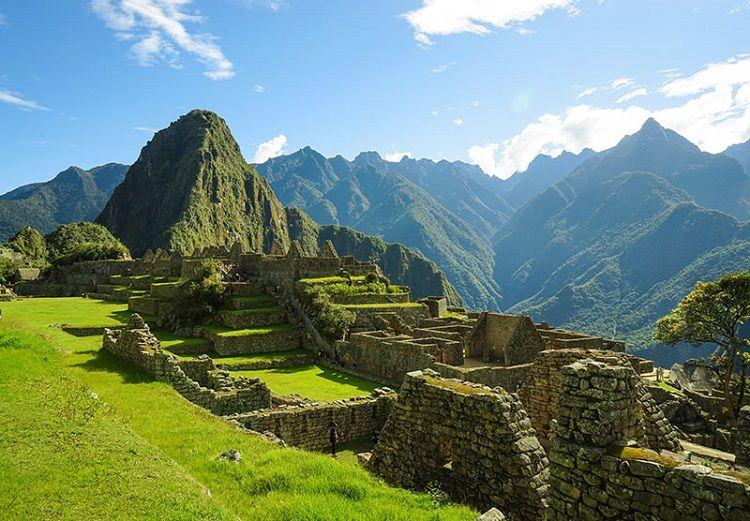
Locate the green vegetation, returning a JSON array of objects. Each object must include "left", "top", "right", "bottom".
[
  {"left": 7, "top": 226, "right": 47, "bottom": 265},
  {"left": 231, "top": 364, "right": 380, "bottom": 401},
  {"left": 652, "top": 380, "right": 685, "bottom": 397},
  {"left": 258, "top": 146, "right": 495, "bottom": 308},
  {"left": 171, "top": 349, "right": 309, "bottom": 366},
  {"left": 655, "top": 271, "right": 750, "bottom": 421},
  {"left": 205, "top": 323, "right": 296, "bottom": 337},
  {"left": 221, "top": 306, "right": 284, "bottom": 315},
  {"left": 46, "top": 222, "right": 130, "bottom": 266},
  {"left": 497, "top": 119, "right": 750, "bottom": 363},
  {"left": 170, "top": 259, "right": 227, "bottom": 327},
  {"left": 0, "top": 327, "right": 230, "bottom": 520},
  {"left": 0, "top": 255, "right": 17, "bottom": 284},
  {"left": 0, "top": 297, "right": 474, "bottom": 520},
  {"left": 231, "top": 295, "right": 277, "bottom": 305}
]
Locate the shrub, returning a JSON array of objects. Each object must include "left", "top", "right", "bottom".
[
  {"left": 52, "top": 241, "right": 130, "bottom": 267},
  {"left": 7, "top": 227, "right": 47, "bottom": 266},
  {"left": 46, "top": 222, "right": 130, "bottom": 264},
  {"left": 171, "top": 260, "right": 227, "bottom": 327},
  {"left": 0, "top": 256, "right": 18, "bottom": 284},
  {"left": 317, "top": 305, "right": 356, "bottom": 340}
]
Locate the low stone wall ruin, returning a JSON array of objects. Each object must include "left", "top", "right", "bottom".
[
  {"left": 228, "top": 390, "right": 395, "bottom": 451},
  {"left": 368, "top": 370, "right": 549, "bottom": 520},
  {"left": 103, "top": 315, "right": 271, "bottom": 415},
  {"left": 547, "top": 358, "right": 750, "bottom": 520}
]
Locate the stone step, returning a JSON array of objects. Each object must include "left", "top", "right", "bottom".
[
  {"left": 150, "top": 281, "right": 181, "bottom": 299},
  {"left": 217, "top": 307, "right": 288, "bottom": 329},
  {"left": 205, "top": 325, "right": 302, "bottom": 356},
  {"left": 96, "top": 283, "right": 117, "bottom": 295}
]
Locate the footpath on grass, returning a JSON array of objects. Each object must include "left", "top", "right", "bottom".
[{"left": 0, "top": 298, "right": 476, "bottom": 521}]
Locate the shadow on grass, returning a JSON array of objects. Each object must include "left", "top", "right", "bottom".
[
  {"left": 261, "top": 365, "right": 379, "bottom": 394},
  {"left": 70, "top": 348, "right": 154, "bottom": 385}
]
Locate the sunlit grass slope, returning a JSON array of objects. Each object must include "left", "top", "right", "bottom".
[{"left": 0, "top": 297, "right": 475, "bottom": 521}]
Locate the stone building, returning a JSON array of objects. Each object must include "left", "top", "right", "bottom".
[{"left": 368, "top": 370, "right": 549, "bottom": 520}]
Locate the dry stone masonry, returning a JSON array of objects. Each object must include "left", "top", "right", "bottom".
[
  {"left": 368, "top": 370, "right": 549, "bottom": 520},
  {"left": 103, "top": 314, "right": 271, "bottom": 415},
  {"left": 548, "top": 358, "right": 750, "bottom": 520}
]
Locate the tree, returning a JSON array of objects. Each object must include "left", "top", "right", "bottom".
[
  {"left": 654, "top": 271, "right": 750, "bottom": 422},
  {"left": 7, "top": 226, "right": 47, "bottom": 266}
]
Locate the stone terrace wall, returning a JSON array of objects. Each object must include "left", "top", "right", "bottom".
[
  {"left": 548, "top": 358, "right": 750, "bottom": 520},
  {"left": 335, "top": 331, "right": 462, "bottom": 384},
  {"left": 240, "top": 253, "right": 378, "bottom": 289},
  {"left": 368, "top": 370, "right": 549, "bottom": 520},
  {"left": 432, "top": 362, "right": 532, "bottom": 393},
  {"left": 103, "top": 315, "right": 270, "bottom": 415},
  {"left": 518, "top": 349, "right": 678, "bottom": 450},
  {"left": 228, "top": 390, "right": 395, "bottom": 450}
]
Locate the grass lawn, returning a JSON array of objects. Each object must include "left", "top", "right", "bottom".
[
  {"left": 220, "top": 306, "right": 285, "bottom": 315},
  {"left": 0, "top": 328, "right": 230, "bottom": 521},
  {"left": 205, "top": 323, "right": 296, "bottom": 337},
  {"left": 229, "top": 295, "right": 276, "bottom": 304},
  {"left": 231, "top": 364, "right": 380, "bottom": 401},
  {"left": 0, "top": 297, "right": 474, "bottom": 520},
  {"left": 173, "top": 348, "right": 310, "bottom": 364}
]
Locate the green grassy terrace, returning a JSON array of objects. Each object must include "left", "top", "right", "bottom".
[
  {"left": 220, "top": 306, "right": 284, "bottom": 315},
  {"left": 343, "top": 302, "right": 424, "bottom": 309},
  {"left": 171, "top": 348, "right": 310, "bottom": 365},
  {"left": 0, "top": 297, "right": 475, "bottom": 520},
  {"left": 231, "top": 364, "right": 380, "bottom": 402},
  {"left": 204, "top": 323, "right": 296, "bottom": 337}
]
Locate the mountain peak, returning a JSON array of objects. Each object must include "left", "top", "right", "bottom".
[{"left": 354, "top": 151, "right": 383, "bottom": 164}]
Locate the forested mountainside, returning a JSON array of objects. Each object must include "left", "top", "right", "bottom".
[
  {"left": 95, "top": 110, "right": 457, "bottom": 301},
  {"left": 493, "top": 118, "right": 750, "bottom": 353},
  {"left": 257, "top": 148, "right": 506, "bottom": 309},
  {"left": 0, "top": 163, "right": 127, "bottom": 241}
]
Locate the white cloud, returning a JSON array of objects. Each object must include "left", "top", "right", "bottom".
[
  {"left": 133, "top": 126, "right": 158, "bottom": 132},
  {"left": 254, "top": 134, "right": 287, "bottom": 163},
  {"left": 452, "top": 118, "right": 464, "bottom": 126},
  {"left": 576, "top": 86, "right": 597, "bottom": 99},
  {"left": 402, "top": 0, "right": 581, "bottom": 45},
  {"left": 616, "top": 88, "right": 648, "bottom": 104},
  {"left": 384, "top": 151, "right": 414, "bottom": 162},
  {"left": 431, "top": 110, "right": 439, "bottom": 116},
  {"left": 0, "top": 89, "right": 49, "bottom": 111},
  {"left": 472, "top": 100, "right": 481, "bottom": 107},
  {"left": 91, "top": 0, "right": 235, "bottom": 80},
  {"left": 608, "top": 77, "right": 634, "bottom": 92},
  {"left": 254, "top": 84, "right": 265, "bottom": 93},
  {"left": 241, "top": 0, "right": 285, "bottom": 10},
  {"left": 431, "top": 62, "right": 457, "bottom": 73},
  {"left": 468, "top": 55, "right": 750, "bottom": 178}
]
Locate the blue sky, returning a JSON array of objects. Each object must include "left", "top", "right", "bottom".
[{"left": 1, "top": 0, "right": 749, "bottom": 193}]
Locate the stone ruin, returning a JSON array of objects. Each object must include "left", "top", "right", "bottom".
[
  {"left": 547, "top": 358, "right": 750, "bottom": 520},
  {"left": 103, "top": 314, "right": 271, "bottom": 415},
  {"left": 518, "top": 349, "right": 680, "bottom": 451},
  {"left": 367, "top": 369, "right": 549, "bottom": 520},
  {"left": 467, "top": 312, "right": 545, "bottom": 365}
]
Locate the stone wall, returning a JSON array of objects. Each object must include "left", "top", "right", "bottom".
[
  {"left": 103, "top": 315, "right": 270, "bottom": 415},
  {"left": 467, "top": 312, "right": 545, "bottom": 365},
  {"left": 518, "top": 349, "right": 679, "bottom": 450},
  {"left": 368, "top": 370, "right": 549, "bottom": 520},
  {"left": 335, "top": 331, "right": 462, "bottom": 384},
  {"left": 537, "top": 326, "right": 626, "bottom": 353},
  {"left": 738, "top": 406, "right": 750, "bottom": 466},
  {"left": 432, "top": 362, "right": 532, "bottom": 393},
  {"left": 228, "top": 390, "right": 395, "bottom": 450},
  {"left": 547, "top": 358, "right": 750, "bottom": 520}
]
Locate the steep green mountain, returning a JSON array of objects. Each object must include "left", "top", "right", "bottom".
[
  {"left": 493, "top": 119, "right": 750, "bottom": 359},
  {"left": 725, "top": 139, "right": 750, "bottom": 174},
  {"left": 498, "top": 149, "right": 595, "bottom": 209},
  {"left": 257, "top": 148, "right": 505, "bottom": 309},
  {"left": 0, "top": 163, "right": 128, "bottom": 241},
  {"left": 96, "top": 110, "right": 456, "bottom": 301}
]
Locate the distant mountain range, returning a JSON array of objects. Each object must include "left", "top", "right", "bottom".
[
  {"left": 494, "top": 118, "right": 750, "bottom": 361},
  {"left": 96, "top": 110, "right": 458, "bottom": 302},
  {"left": 257, "top": 149, "right": 512, "bottom": 309},
  {"left": 0, "top": 163, "right": 128, "bottom": 241},
  {"left": 4, "top": 111, "right": 750, "bottom": 360}
]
